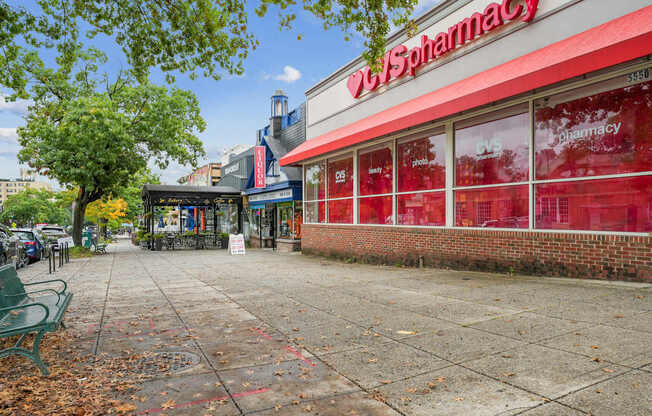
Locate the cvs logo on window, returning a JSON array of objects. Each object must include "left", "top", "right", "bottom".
[{"left": 476, "top": 139, "right": 503, "bottom": 159}]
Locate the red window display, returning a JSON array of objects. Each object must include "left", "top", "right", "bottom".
[
  {"left": 397, "top": 192, "right": 445, "bottom": 226},
  {"left": 328, "top": 199, "right": 353, "bottom": 224},
  {"left": 535, "top": 78, "right": 652, "bottom": 180},
  {"left": 397, "top": 134, "right": 446, "bottom": 192},
  {"left": 305, "top": 161, "right": 326, "bottom": 200},
  {"left": 359, "top": 196, "right": 393, "bottom": 225},
  {"left": 359, "top": 145, "right": 393, "bottom": 196},
  {"left": 455, "top": 111, "right": 530, "bottom": 186},
  {"left": 328, "top": 156, "right": 354, "bottom": 198},
  {"left": 304, "top": 201, "right": 326, "bottom": 223},
  {"left": 536, "top": 176, "right": 652, "bottom": 232},
  {"left": 455, "top": 185, "right": 529, "bottom": 228}
]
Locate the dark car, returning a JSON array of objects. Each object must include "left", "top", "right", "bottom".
[
  {"left": 11, "top": 228, "right": 46, "bottom": 263},
  {"left": 0, "top": 224, "right": 21, "bottom": 267}
]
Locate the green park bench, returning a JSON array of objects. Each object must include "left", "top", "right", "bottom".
[
  {"left": 0, "top": 264, "right": 72, "bottom": 375},
  {"left": 91, "top": 238, "right": 108, "bottom": 254}
]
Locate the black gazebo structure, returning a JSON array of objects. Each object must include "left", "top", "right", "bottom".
[{"left": 141, "top": 184, "right": 243, "bottom": 250}]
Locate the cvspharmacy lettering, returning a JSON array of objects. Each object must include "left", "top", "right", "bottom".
[{"left": 347, "top": 0, "right": 540, "bottom": 98}]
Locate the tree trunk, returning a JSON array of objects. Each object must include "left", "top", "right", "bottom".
[{"left": 72, "top": 190, "right": 89, "bottom": 246}]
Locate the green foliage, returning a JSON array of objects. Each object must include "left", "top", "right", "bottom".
[
  {"left": 69, "top": 246, "right": 93, "bottom": 258},
  {"left": 17, "top": 64, "right": 206, "bottom": 244},
  {"left": 0, "top": 189, "right": 69, "bottom": 226},
  {"left": 118, "top": 169, "right": 161, "bottom": 223},
  {"left": 0, "top": 0, "right": 416, "bottom": 97}
]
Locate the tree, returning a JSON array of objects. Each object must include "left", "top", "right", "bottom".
[
  {"left": 18, "top": 69, "right": 206, "bottom": 245},
  {"left": 86, "top": 197, "right": 128, "bottom": 235},
  {"left": 117, "top": 169, "right": 161, "bottom": 224},
  {"left": 0, "top": 0, "right": 416, "bottom": 99},
  {"left": 0, "top": 189, "right": 69, "bottom": 227}
]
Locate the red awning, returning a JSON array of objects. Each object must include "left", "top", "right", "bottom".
[{"left": 281, "top": 5, "right": 652, "bottom": 166}]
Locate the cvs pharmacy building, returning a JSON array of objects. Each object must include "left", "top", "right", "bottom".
[{"left": 280, "top": 0, "right": 652, "bottom": 281}]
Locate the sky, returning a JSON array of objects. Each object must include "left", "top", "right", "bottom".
[{"left": 0, "top": 0, "right": 441, "bottom": 185}]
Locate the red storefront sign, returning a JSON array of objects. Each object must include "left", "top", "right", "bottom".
[
  {"left": 347, "top": 0, "right": 540, "bottom": 98},
  {"left": 254, "top": 146, "right": 266, "bottom": 188}
]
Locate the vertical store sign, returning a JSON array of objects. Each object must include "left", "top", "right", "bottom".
[{"left": 254, "top": 146, "right": 266, "bottom": 188}]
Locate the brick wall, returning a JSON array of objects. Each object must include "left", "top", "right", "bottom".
[{"left": 301, "top": 225, "right": 652, "bottom": 282}]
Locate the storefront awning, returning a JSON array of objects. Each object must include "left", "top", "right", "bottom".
[{"left": 280, "top": 5, "right": 652, "bottom": 166}]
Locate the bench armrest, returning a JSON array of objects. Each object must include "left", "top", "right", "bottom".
[
  {"left": 24, "top": 279, "right": 67, "bottom": 295},
  {"left": 0, "top": 302, "right": 50, "bottom": 329},
  {"left": 6, "top": 289, "right": 61, "bottom": 305}
]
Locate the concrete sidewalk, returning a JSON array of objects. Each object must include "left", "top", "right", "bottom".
[{"left": 18, "top": 238, "right": 651, "bottom": 415}]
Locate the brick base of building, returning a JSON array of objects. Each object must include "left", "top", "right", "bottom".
[{"left": 301, "top": 225, "right": 652, "bottom": 282}]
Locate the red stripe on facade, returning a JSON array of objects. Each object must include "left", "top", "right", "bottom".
[{"left": 280, "top": 5, "right": 652, "bottom": 166}]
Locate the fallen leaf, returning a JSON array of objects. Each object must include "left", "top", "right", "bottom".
[
  {"left": 161, "top": 400, "right": 176, "bottom": 409},
  {"left": 114, "top": 403, "right": 137, "bottom": 414},
  {"left": 396, "top": 330, "right": 417, "bottom": 335}
]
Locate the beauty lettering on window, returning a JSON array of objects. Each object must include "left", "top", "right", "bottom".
[{"left": 359, "top": 146, "right": 393, "bottom": 196}]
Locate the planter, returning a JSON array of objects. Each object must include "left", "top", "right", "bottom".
[{"left": 153, "top": 239, "right": 163, "bottom": 251}]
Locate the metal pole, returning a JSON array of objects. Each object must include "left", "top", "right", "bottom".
[{"left": 213, "top": 204, "right": 217, "bottom": 248}]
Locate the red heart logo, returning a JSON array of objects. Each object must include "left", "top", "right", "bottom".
[{"left": 347, "top": 71, "right": 364, "bottom": 98}]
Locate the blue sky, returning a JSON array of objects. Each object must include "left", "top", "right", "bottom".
[{"left": 0, "top": 1, "right": 440, "bottom": 185}]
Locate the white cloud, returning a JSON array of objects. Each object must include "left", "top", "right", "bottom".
[
  {"left": 265, "top": 66, "right": 302, "bottom": 83},
  {"left": 0, "top": 127, "right": 18, "bottom": 144},
  {"left": 0, "top": 95, "right": 31, "bottom": 115}
]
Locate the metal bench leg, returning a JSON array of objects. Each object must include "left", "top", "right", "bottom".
[
  {"left": 0, "top": 330, "right": 50, "bottom": 376},
  {"left": 60, "top": 321, "right": 66, "bottom": 329}
]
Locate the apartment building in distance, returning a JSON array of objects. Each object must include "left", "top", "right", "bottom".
[{"left": 0, "top": 169, "right": 52, "bottom": 205}]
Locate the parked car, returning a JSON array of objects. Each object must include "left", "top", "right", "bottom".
[
  {"left": 0, "top": 224, "right": 21, "bottom": 267},
  {"left": 38, "top": 225, "right": 74, "bottom": 250},
  {"left": 11, "top": 228, "right": 47, "bottom": 263}
]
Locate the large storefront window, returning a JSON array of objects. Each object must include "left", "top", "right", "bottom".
[
  {"left": 455, "top": 185, "right": 529, "bottom": 228},
  {"left": 454, "top": 105, "right": 530, "bottom": 229},
  {"left": 359, "top": 145, "right": 393, "bottom": 196},
  {"left": 359, "top": 145, "right": 393, "bottom": 224},
  {"left": 535, "top": 78, "right": 652, "bottom": 180},
  {"left": 328, "top": 199, "right": 353, "bottom": 224},
  {"left": 304, "top": 201, "right": 326, "bottom": 224},
  {"left": 304, "top": 161, "right": 326, "bottom": 223},
  {"left": 326, "top": 155, "right": 354, "bottom": 224},
  {"left": 305, "top": 161, "right": 326, "bottom": 201},
  {"left": 397, "top": 133, "right": 446, "bottom": 192},
  {"left": 536, "top": 176, "right": 652, "bottom": 232},
  {"left": 534, "top": 73, "right": 652, "bottom": 232},
  {"left": 397, "top": 191, "right": 445, "bottom": 226},
  {"left": 359, "top": 196, "right": 393, "bottom": 225},
  {"left": 328, "top": 156, "right": 353, "bottom": 198},
  {"left": 455, "top": 106, "right": 529, "bottom": 187}
]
